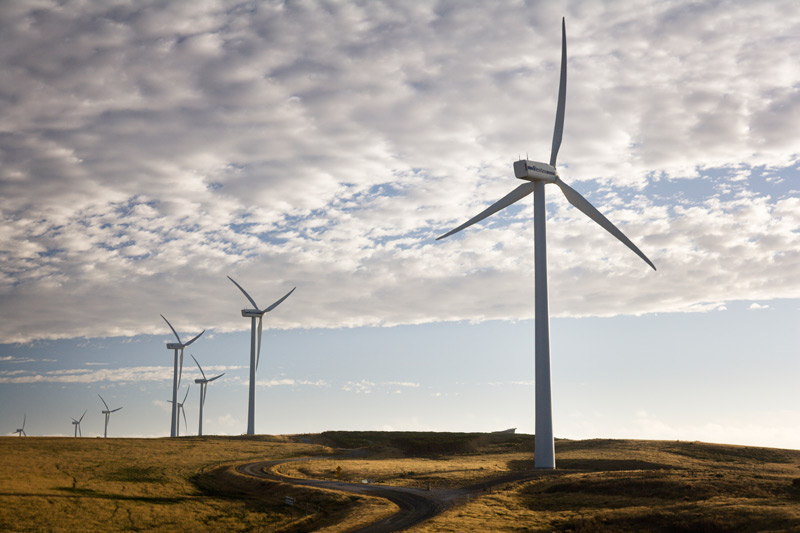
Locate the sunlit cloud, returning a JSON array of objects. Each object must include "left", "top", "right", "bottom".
[
  {"left": 0, "top": 365, "right": 244, "bottom": 384},
  {"left": 0, "top": 1, "right": 797, "bottom": 345}
]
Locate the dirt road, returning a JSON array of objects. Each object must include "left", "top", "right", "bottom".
[{"left": 237, "top": 455, "right": 549, "bottom": 531}]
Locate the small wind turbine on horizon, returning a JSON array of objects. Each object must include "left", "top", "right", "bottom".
[
  {"left": 161, "top": 315, "right": 204, "bottom": 437},
  {"left": 227, "top": 276, "right": 295, "bottom": 435},
  {"left": 167, "top": 386, "right": 190, "bottom": 437},
  {"left": 192, "top": 354, "right": 224, "bottom": 437},
  {"left": 98, "top": 395, "right": 122, "bottom": 438},
  {"left": 71, "top": 410, "right": 86, "bottom": 437},
  {"left": 436, "top": 18, "right": 656, "bottom": 469},
  {"left": 13, "top": 413, "right": 26, "bottom": 437}
]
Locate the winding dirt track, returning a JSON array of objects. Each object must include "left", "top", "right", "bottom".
[{"left": 236, "top": 455, "right": 550, "bottom": 532}]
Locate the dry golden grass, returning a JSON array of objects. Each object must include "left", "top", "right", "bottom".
[
  {"left": 412, "top": 438, "right": 800, "bottom": 532},
  {"left": 0, "top": 435, "right": 371, "bottom": 531},
  {"left": 3, "top": 432, "right": 800, "bottom": 532},
  {"left": 274, "top": 452, "right": 530, "bottom": 489}
]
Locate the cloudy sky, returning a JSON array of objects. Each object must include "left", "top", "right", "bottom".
[{"left": 1, "top": 1, "right": 799, "bottom": 448}]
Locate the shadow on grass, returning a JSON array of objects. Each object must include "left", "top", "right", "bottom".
[
  {"left": 507, "top": 458, "right": 674, "bottom": 472},
  {"left": 555, "top": 507, "right": 800, "bottom": 533},
  {"left": 191, "top": 467, "right": 360, "bottom": 533}
]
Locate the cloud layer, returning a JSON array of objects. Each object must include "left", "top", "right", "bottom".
[{"left": 1, "top": 1, "right": 799, "bottom": 342}]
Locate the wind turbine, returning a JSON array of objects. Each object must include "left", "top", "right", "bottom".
[
  {"left": 13, "top": 413, "right": 26, "bottom": 436},
  {"left": 98, "top": 395, "right": 122, "bottom": 438},
  {"left": 227, "top": 276, "right": 295, "bottom": 435},
  {"left": 71, "top": 410, "right": 86, "bottom": 437},
  {"left": 436, "top": 18, "right": 656, "bottom": 469},
  {"left": 167, "top": 386, "right": 190, "bottom": 437},
  {"left": 161, "top": 315, "right": 204, "bottom": 437},
  {"left": 192, "top": 354, "right": 224, "bottom": 437}
]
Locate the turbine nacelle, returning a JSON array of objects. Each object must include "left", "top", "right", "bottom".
[
  {"left": 241, "top": 309, "right": 263, "bottom": 318},
  {"left": 166, "top": 342, "right": 183, "bottom": 350},
  {"left": 514, "top": 160, "right": 558, "bottom": 182}
]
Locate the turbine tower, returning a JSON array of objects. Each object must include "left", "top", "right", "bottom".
[
  {"left": 436, "top": 18, "right": 655, "bottom": 469},
  {"left": 71, "top": 410, "right": 86, "bottom": 437},
  {"left": 192, "top": 354, "right": 224, "bottom": 437},
  {"left": 14, "top": 413, "right": 26, "bottom": 437},
  {"left": 167, "top": 386, "right": 190, "bottom": 437},
  {"left": 227, "top": 276, "right": 295, "bottom": 435},
  {"left": 161, "top": 315, "right": 204, "bottom": 437},
  {"left": 98, "top": 395, "right": 122, "bottom": 438}
]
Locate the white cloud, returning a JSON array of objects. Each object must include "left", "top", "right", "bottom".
[
  {"left": 748, "top": 303, "right": 769, "bottom": 310},
  {"left": 257, "top": 378, "right": 328, "bottom": 388},
  {"left": 382, "top": 381, "right": 420, "bottom": 388},
  {"left": 0, "top": 1, "right": 799, "bottom": 342},
  {"left": 342, "top": 380, "right": 375, "bottom": 394},
  {"left": 0, "top": 364, "right": 244, "bottom": 384}
]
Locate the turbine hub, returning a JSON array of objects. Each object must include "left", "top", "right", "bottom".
[{"left": 514, "top": 159, "right": 557, "bottom": 182}]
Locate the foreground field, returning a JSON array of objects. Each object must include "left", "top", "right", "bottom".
[
  {"left": 2, "top": 432, "right": 800, "bottom": 531},
  {"left": 278, "top": 432, "right": 800, "bottom": 531},
  {"left": 0, "top": 435, "right": 395, "bottom": 531}
]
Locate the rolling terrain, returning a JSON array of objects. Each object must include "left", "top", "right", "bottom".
[{"left": 2, "top": 432, "right": 799, "bottom": 531}]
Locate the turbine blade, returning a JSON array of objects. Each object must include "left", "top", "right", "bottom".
[
  {"left": 182, "top": 386, "right": 190, "bottom": 403},
  {"left": 161, "top": 314, "right": 183, "bottom": 344},
  {"left": 111, "top": 407, "right": 122, "bottom": 413},
  {"left": 550, "top": 17, "right": 567, "bottom": 167},
  {"left": 436, "top": 182, "right": 536, "bottom": 240},
  {"left": 184, "top": 329, "right": 204, "bottom": 347},
  {"left": 178, "top": 348, "right": 184, "bottom": 387},
  {"left": 181, "top": 406, "right": 187, "bottom": 432},
  {"left": 227, "top": 276, "right": 259, "bottom": 309},
  {"left": 98, "top": 394, "right": 110, "bottom": 411},
  {"left": 256, "top": 316, "right": 262, "bottom": 371},
  {"left": 191, "top": 354, "right": 207, "bottom": 380},
  {"left": 79, "top": 409, "right": 86, "bottom": 423},
  {"left": 263, "top": 287, "right": 296, "bottom": 313},
  {"left": 555, "top": 178, "right": 656, "bottom": 270},
  {"left": 208, "top": 373, "right": 225, "bottom": 382}
]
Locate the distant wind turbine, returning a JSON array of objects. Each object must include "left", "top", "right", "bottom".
[
  {"left": 436, "top": 18, "right": 655, "bottom": 469},
  {"left": 71, "top": 410, "right": 87, "bottom": 437},
  {"left": 191, "top": 354, "right": 224, "bottom": 437},
  {"left": 14, "top": 413, "right": 26, "bottom": 437},
  {"left": 161, "top": 315, "right": 204, "bottom": 437},
  {"left": 227, "top": 276, "right": 295, "bottom": 435},
  {"left": 167, "top": 386, "right": 190, "bottom": 437},
  {"left": 98, "top": 395, "right": 122, "bottom": 438}
]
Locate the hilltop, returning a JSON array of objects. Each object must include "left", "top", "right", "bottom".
[{"left": 1, "top": 432, "right": 799, "bottom": 531}]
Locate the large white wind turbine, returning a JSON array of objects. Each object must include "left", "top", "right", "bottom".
[
  {"left": 436, "top": 18, "right": 656, "bottom": 469},
  {"left": 167, "top": 386, "right": 190, "bottom": 437},
  {"left": 71, "top": 410, "right": 86, "bottom": 437},
  {"left": 227, "top": 276, "right": 295, "bottom": 435},
  {"left": 161, "top": 315, "right": 204, "bottom": 437},
  {"left": 98, "top": 395, "right": 122, "bottom": 438},
  {"left": 14, "top": 413, "right": 26, "bottom": 437},
  {"left": 191, "top": 354, "right": 224, "bottom": 437}
]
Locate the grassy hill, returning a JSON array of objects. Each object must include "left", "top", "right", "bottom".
[{"left": 1, "top": 432, "right": 799, "bottom": 531}]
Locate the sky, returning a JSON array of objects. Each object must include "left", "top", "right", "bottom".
[{"left": 1, "top": 0, "right": 799, "bottom": 449}]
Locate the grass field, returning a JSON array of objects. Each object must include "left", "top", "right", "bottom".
[
  {"left": 0, "top": 435, "right": 395, "bottom": 531},
  {"left": 2, "top": 432, "right": 800, "bottom": 531}
]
